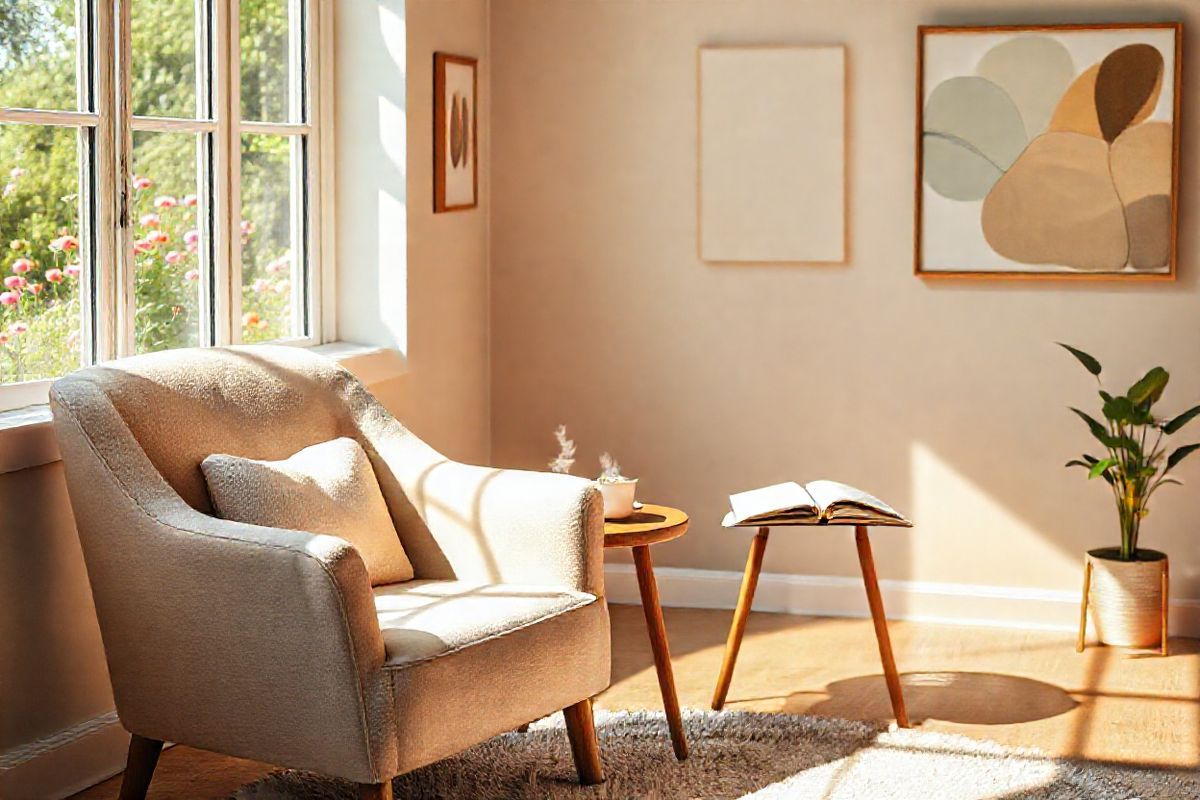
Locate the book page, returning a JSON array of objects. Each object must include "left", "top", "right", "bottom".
[
  {"left": 728, "top": 481, "right": 817, "bottom": 525},
  {"left": 805, "top": 479, "right": 906, "bottom": 523}
]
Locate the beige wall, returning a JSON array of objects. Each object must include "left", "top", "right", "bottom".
[
  {"left": 336, "top": 0, "right": 490, "bottom": 464},
  {"left": 488, "top": 0, "right": 1200, "bottom": 598}
]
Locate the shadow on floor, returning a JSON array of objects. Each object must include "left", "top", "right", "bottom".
[{"left": 797, "top": 671, "right": 1078, "bottom": 726}]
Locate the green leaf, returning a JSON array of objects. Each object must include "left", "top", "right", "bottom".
[
  {"left": 1058, "top": 343, "right": 1102, "bottom": 376},
  {"left": 1128, "top": 367, "right": 1170, "bottom": 406},
  {"left": 1163, "top": 404, "right": 1200, "bottom": 434},
  {"left": 1070, "top": 408, "right": 1108, "bottom": 441},
  {"left": 1102, "top": 395, "right": 1135, "bottom": 423},
  {"left": 1064, "top": 459, "right": 1092, "bottom": 468},
  {"left": 1166, "top": 443, "right": 1200, "bottom": 472},
  {"left": 1099, "top": 390, "right": 1115, "bottom": 404},
  {"left": 1088, "top": 458, "right": 1117, "bottom": 479}
]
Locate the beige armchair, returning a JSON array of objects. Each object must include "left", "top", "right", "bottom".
[{"left": 50, "top": 346, "right": 610, "bottom": 799}]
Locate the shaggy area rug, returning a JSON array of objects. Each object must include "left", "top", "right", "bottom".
[{"left": 235, "top": 710, "right": 1200, "bottom": 799}]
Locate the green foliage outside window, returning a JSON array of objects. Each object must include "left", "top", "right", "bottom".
[{"left": 0, "top": 0, "right": 302, "bottom": 385}]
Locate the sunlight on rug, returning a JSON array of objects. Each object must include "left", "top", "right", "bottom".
[{"left": 234, "top": 710, "right": 1199, "bottom": 799}]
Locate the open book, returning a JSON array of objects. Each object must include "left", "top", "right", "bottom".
[{"left": 723, "top": 480, "right": 910, "bottom": 527}]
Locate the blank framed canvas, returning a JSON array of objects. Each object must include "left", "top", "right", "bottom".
[{"left": 699, "top": 45, "right": 846, "bottom": 263}]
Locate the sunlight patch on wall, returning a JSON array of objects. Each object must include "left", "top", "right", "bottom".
[
  {"left": 379, "top": 2, "right": 407, "bottom": 73},
  {"left": 911, "top": 442, "right": 1076, "bottom": 588},
  {"left": 377, "top": 189, "right": 408, "bottom": 354}
]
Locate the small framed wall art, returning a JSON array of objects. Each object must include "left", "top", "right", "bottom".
[
  {"left": 434, "top": 52, "right": 478, "bottom": 212},
  {"left": 915, "top": 23, "right": 1182, "bottom": 279}
]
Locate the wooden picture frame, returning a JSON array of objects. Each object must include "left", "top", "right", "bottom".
[
  {"left": 434, "top": 53, "right": 478, "bottom": 213},
  {"left": 914, "top": 23, "right": 1183, "bottom": 280}
]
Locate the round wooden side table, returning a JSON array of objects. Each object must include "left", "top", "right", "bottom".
[{"left": 604, "top": 504, "right": 689, "bottom": 760}]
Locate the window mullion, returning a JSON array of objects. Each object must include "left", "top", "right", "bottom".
[
  {"left": 91, "top": 0, "right": 119, "bottom": 363},
  {"left": 113, "top": 0, "right": 135, "bottom": 358},
  {"left": 224, "top": 0, "right": 243, "bottom": 345}
]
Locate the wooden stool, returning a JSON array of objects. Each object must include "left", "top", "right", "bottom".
[{"left": 711, "top": 523, "right": 911, "bottom": 728}]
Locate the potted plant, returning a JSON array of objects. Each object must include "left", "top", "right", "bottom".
[
  {"left": 597, "top": 452, "right": 638, "bottom": 520},
  {"left": 1061, "top": 343, "right": 1200, "bottom": 650}
]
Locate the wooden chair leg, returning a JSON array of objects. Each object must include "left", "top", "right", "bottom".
[
  {"left": 563, "top": 698, "right": 604, "bottom": 785},
  {"left": 357, "top": 781, "right": 394, "bottom": 800},
  {"left": 855, "top": 526, "right": 910, "bottom": 729},
  {"left": 713, "top": 527, "right": 769, "bottom": 710},
  {"left": 1077, "top": 558, "right": 1092, "bottom": 653},
  {"left": 117, "top": 734, "right": 163, "bottom": 800}
]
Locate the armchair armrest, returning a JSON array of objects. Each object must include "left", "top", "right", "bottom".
[
  {"left": 50, "top": 385, "right": 398, "bottom": 783},
  {"left": 355, "top": 406, "right": 605, "bottom": 596}
]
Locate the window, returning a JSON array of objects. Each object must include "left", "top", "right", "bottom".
[{"left": 0, "top": 0, "right": 329, "bottom": 411}]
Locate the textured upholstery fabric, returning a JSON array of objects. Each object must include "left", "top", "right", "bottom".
[
  {"left": 374, "top": 581, "right": 595, "bottom": 666},
  {"left": 203, "top": 438, "right": 415, "bottom": 585},
  {"left": 50, "top": 345, "right": 610, "bottom": 785}
]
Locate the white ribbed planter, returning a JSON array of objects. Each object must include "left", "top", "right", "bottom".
[{"left": 1087, "top": 548, "right": 1168, "bottom": 648}]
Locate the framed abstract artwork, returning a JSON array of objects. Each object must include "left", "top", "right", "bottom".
[
  {"left": 434, "top": 53, "right": 478, "bottom": 213},
  {"left": 915, "top": 23, "right": 1182, "bottom": 279}
]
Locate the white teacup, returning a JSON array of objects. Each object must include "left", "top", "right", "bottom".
[{"left": 598, "top": 478, "right": 638, "bottom": 520}]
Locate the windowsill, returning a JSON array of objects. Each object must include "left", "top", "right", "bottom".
[{"left": 0, "top": 342, "right": 408, "bottom": 475}]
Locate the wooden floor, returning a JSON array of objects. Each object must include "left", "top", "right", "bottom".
[{"left": 73, "top": 604, "right": 1200, "bottom": 798}]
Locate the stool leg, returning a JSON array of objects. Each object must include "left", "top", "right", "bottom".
[
  {"left": 855, "top": 526, "right": 910, "bottom": 728},
  {"left": 712, "top": 527, "right": 770, "bottom": 710}
]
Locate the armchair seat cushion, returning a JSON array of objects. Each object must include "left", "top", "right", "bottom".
[
  {"left": 373, "top": 580, "right": 596, "bottom": 668},
  {"left": 375, "top": 581, "right": 610, "bottom": 775}
]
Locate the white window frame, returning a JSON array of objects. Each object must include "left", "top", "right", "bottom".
[{"left": 0, "top": 0, "right": 335, "bottom": 413}]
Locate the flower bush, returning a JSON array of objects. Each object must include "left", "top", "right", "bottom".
[{"left": 0, "top": 165, "right": 293, "bottom": 384}]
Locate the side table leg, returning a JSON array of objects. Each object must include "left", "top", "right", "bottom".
[
  {"left": 712, "top": 526, "right": 770, "bottom": 710},
  {"left": 632, "top": 544, "right": 689, "bottom": 760},
  {"left": 854, "top": 526, "right": 910, "bottom": 729}
]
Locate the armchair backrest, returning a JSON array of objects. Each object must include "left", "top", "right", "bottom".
[{"left": 52, "top": 346, "right": 361, "bottom": 513}]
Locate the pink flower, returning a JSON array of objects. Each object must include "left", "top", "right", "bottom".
[
  {"left": 184, "top": 269, "right": 200, "bottom": 282},
  {"left": 8, "top": 322, "right": 28, "bottom": 335},
  {"left": 266, "top": 255, "right": 288, "bottom": 274},
  {"left": 140, "top": 213, "right": 160, "bottom": 229},
  {"left": 0, "top": 292, "right": 17, "bottom": 306},
  {"left": 50, "top": 234, "right": 78, "bottom": 252},
  {"left": 148, "top": 230, "right": 170, "bottom": 245},
  {"left": 153, "top": 195, "right": 177, "bottom": 210},
  {"left": 9, "top": 167, "right": 25, "bottom": 179},
  {"left": 133, "top": 239, "right": 154, "bottom": 254},
  {"left": 182, "top": 194, "right": 198, "bottom": 207},
  {"left": 184, "top": 229, "right": 200, "bottom": 252},
  {"left": 65, "top": 263, "right": 81, "bottom": 278},
  {"left": 12, "top": 258, "right": 33, "bottom": 274},
  {"left": 4, "top": 275, "right": 26, "bottom": 290},
  {"left": 252, "top": 278, "right": 270, "bottom": 294},
  {"left": 46, "top": 268, "right": 64, "bottom": 283},
  {"left": 132, "top": 176, "right": 153, "bottom": 191},
  {"left": 28, "top": 283, "right": 42, "bottom": 295},
  {"left": 240, "top": 220, "right": 254, "bottom": 237},
  {"left": 165, "top": 250, "right": 183, "bottom": 265}
]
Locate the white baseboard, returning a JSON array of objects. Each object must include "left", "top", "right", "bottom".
[
  {"left": 0, "top": 711, "right": 128, "bottom": 800},
  {"left": 604, "top": 563, "right": 1200, "bottom": 637}
]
